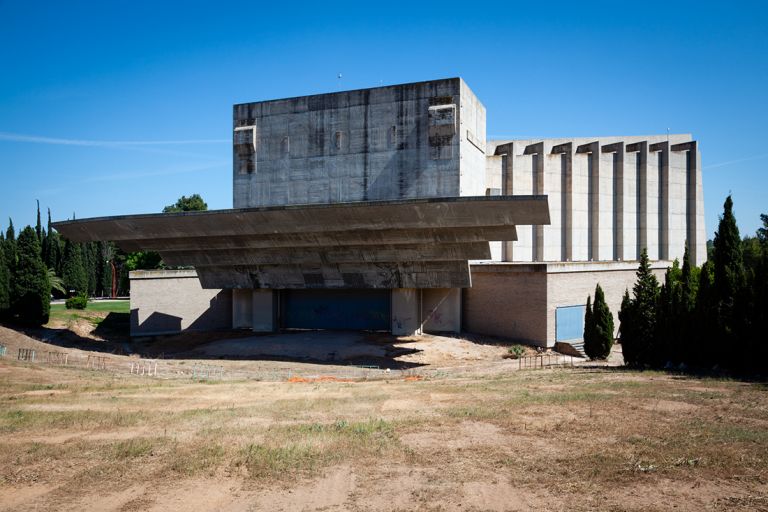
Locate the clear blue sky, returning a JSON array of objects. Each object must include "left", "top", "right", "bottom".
[{"left": 1, "top": 1, "right": 766, "bottom": 239}]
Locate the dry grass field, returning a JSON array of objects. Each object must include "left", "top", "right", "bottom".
[{"left": 1, "top": 349, "right": 767, "bottom": 511}]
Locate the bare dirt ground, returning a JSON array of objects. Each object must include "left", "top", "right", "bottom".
[{"left": 1, "top": 325, "right": 766, "bottom": 511}]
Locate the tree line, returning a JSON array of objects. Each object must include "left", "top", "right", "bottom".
[
  {"left": 0, "top": 194, "right": 207, "bottom": 325},
  {"left": 613, "top": 195, "right": 767, "bottom": 375}
]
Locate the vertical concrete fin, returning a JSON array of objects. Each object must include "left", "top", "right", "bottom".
[
  {"left": 650, "top": 141, "right": 670, "bottom": 260},
  {"left": 525, "top": 142, "right": 545, "bottom": 261},
  {"left": 626, "top": 141, "right": 648, "bottom": 259},
  {"left": 494, "top": 142, "right": 515, "bottom": 262},
  {"left": 602, "top": 142, "right": 625, "bottom": 261},
  {"left": 671, "top": 140, "right": 699, "bottom": 266},
  {"left": 551, "top": 142, "right": 573, "bottom": 261},
  {"left": 577, "top": 142, "right": 599, "bottom": 260}
]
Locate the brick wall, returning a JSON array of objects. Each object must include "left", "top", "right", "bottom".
[{"left": 129, "top": 270, "right": 232, "bottom": 336}]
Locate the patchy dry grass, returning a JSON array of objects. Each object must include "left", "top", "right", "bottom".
[{"left": 0, "top": 361, "right": 766, "bottom": 511}]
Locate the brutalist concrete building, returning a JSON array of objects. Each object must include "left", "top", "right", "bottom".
[{"left": 55, "top": 78, "right": 705, "bottom": 350}]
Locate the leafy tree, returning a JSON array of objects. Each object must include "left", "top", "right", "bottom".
[
  {"left": 10, "top": 226, "right": 50, "bottom": 325},
  {"left": 163, "top": 194, "right": 208, "bottom": 213},
  {"left": 757, "top": 213, "right": 768, "bottom": 245},
  {"left": 584, "top": 284, "right": 614, "bottom": 360},
  {"left": 61, "top": 239, "right": 88, "bottom": 294},
  {"left": 47, "top": 268, "right": 66, "bottom": 296},
  {"left": 619, "top": 249, "right": 659, "bottom": 367}
]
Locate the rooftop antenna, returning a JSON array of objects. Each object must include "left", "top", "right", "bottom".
[{"left": 667, "top": 127, "right": 670, "bottom": 142}]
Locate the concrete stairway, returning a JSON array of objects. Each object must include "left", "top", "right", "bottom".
[{"left": 554, "top": 340, "right": 586, "bottom": 357}]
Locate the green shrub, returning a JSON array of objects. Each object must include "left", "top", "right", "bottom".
[
  {"left": 507, "top": 345, "right": 525, "bottom": 359},
  {"left": 65, "top": 293, "right": 88, "bottom": 310}
]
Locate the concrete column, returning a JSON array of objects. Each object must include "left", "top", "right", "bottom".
[
  {"left": 252, "top": 289, "right": 276, "bottom": 332},
  {"left": 494, "top": 143, "right": 514, "bottom": 262},
  {"left": 650, "top": 141, "right": 670, "bottom": 260},
  {"left": 577, "top": 142, "right": 600, "bottom": 260},
  {"left": 671, "top": 141, "right": 702, "bottom": 265},
  {"left": 524, "top": 142, "right": 545, "bottom": 261},
  {"left": 232, "top": 289, "right": 253, "bottom": 329},
  {"left": 422, "top": 288, "right": 461, "bottom": 333},
  {"left": 391, "top": 288, "right": 421, "bottom": 336},
  {"left": 551, "top": 143, "right": 573, "bottom": 261},
  {"left": 626, "top": 141, "right": 648, "bottom": 259},
  {"left": 602, "top": 142, "right": 624, "bottom": 260}
]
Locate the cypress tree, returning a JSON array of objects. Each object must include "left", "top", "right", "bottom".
[
  {"left": 618, "top": 289, "right": 637, "bottom": 364},
  {"left": 620, "top": 249, "right": 659, "bottom": 367},
  {"left": 693, "top": 261, "right": 717, "bottom": 367},
  {"left": 585, "top": 284, "right": 614, "bottom": 360},
  {"left": 83, "top": 242, "right": 97, "bottom": 295},
  {"left": 3, "top": 219, "right": 17, "bottom": 273},
  {"left": 61, "top": 239, "right": 88, "bottom": 294},
  {"left": 583, "top": 294, "right": 593, "bottom": 353},
  {"left": 11, "top": 226, "right": 50, "bottom": 325},
  {"left": 0, "top": 242, "right": 10, "bottom": 315},
  {"left": 35, "top": 200, "right": 42, "bottom": 242},
  {"left": 712, "top": 195, "right": 744, "bottom": 348},
  {"left": 100, "top": 242, "right": 114, "bottom": 297}
]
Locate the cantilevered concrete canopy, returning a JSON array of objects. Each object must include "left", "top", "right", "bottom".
[{"left": 54, "top": 196, "right": 549, "bottom": 289}]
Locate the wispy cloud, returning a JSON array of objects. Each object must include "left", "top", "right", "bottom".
[
  {"left": 704, "top": 153, "right": 768, "bottom": 170},
  {"left": 0, "top": 131, "right": 229, "bottom": 147},
  {"left": 83, "top": 161, "right": 229, "bottom": 183}
]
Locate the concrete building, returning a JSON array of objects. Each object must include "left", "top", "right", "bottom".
[{"left": 54, "top": 78, "right": 705, "bottom": 351}]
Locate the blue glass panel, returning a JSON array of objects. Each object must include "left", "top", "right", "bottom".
[{"left": 556, "top": 305, "right": 586, "bottom": 341}]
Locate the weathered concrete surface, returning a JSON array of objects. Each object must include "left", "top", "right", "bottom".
[
  {"left": 196, "top": 261, "right": 472, "bottom": 290},
  {"left": 391, "top": 288, "right": 421, "bottom": 336},
  {"left": 54, "top": 196, "right": 549, "bottom": 289},
  {"left": 233, "top": 77, "right": 487, "bottom": 208},
  {"left": 53, "top": 196, "right": 548, "bottom": 241}
]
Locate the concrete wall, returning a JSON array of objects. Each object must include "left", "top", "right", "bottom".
[
  {"left": 129, "top": 270, "right": 231, "bottom": 336},
  {"left": 422, "top": 288, "right": 461, "bottom": 332},
  {"left": 486, "top": 135, "right": 706, "bottom": 266},
  {"left": 234, "top": 78, "right": 486, "bottom": 208}
]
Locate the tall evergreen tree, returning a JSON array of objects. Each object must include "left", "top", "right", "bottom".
[
  {"left": 619, "top": 249, "right": 659, "bottom": 367},
  {"left": 712, "top": 195, "right": 744, "bottom": 348},
  {"left": 0, "top": 242, "right": 10, "bottom": 315},
  {"left": 61, "top": 239, "right": 88, "bottom": 294},
  {"left": 35, "top": 200, "right": 42, "bottom": 242},
  {"left": 693, "top": 261, "right": 717, "bottom": 367},
  {"left": 2, "top": 220, "right": 17, "bottom": 290},
  {"left": 618, "top": 289, "right": 634, "bottom": 361},
  {"left": 11, "top": 226, "right": 50, "bottom": 325},
  {"left": 5, "top": 218, "right": 14, "bottom": 242},
  {"left": 45, "top": 209, "right": 62, "bottom": 275},
  {"left": 585, "top": 284, "right": 614, "bottom": 360},
  {"left": 583, "top": 294, "right": 593, "bottom": 352}
]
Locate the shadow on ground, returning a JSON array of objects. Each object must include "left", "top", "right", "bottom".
[{"left": 22, "top": 319, "right": 425, "bottom": 370}]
